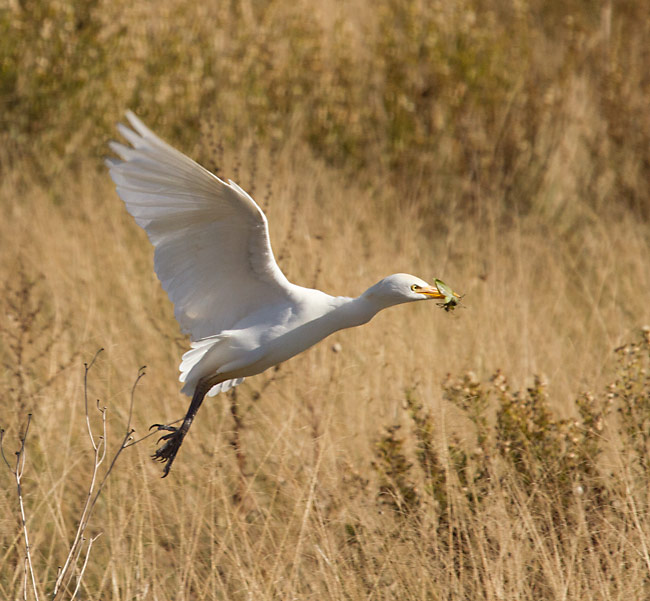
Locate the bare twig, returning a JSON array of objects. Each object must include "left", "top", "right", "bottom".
[
  {"left": 0, "top": 427, "right": 12, "bottom": 469},
  {"left": 124, "top": 417, "right": 182, "bottom": 448},
  {"left": 83, "top": 348, "right": 104, "bottom": 449},
  {"left": 23, "top": 557, "right": 28, "bottom": 601},
  {"left": 70, "top": 534, "right": 102, "bottom": 600},
  {"left": 126, "top": 366, "right": 146, "bottom": 434},
  {"left": 1, "top": 351, "right": 144, "bottom": 601},
  {"left": 52, "top": 359, "right": 143, "bottom": 600},
  {"left": 0, "top": 414, "right": 41, "bottom": 601}
]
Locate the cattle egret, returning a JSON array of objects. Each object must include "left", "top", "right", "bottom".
[{"left": 106, "top": 112, "right": 456, "bottom": 476}]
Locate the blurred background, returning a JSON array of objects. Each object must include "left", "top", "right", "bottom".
[{"left": 1, "top": 0, "right": 649, "bottom": 598}]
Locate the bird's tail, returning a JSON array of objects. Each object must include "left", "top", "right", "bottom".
[{"left": 179, "top": 336, "right": 245, "bottom": 397}]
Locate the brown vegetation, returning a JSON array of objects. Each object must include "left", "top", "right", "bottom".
[{"left": 1, "top": 0, "right": 649, "bottom": 598}]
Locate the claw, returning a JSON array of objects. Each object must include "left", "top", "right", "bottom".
[
  {"left": 149, "top": 423, "right": 177, "bottom": 432},
  {"left": 151, "top": 428, "right": 185, "bottom": 477},
  {"left": 155, "top": 430, "right": 178, "bottom": 445}
]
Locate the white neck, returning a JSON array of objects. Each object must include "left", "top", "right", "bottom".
[{"left": 326, "top": 291, "right": 401, "bottom": 332}]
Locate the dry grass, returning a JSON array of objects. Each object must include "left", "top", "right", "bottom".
[{"left": 1, "top": 0, "right": 650, "bottom": 598}]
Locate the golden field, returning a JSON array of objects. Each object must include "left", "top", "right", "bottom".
[{"left": 1, "top": 0, "right": 649, "bottom": 598}]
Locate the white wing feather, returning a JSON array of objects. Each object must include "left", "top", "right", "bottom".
[{"left": 106, "top": 111, "right": 294, "bottom": 341}]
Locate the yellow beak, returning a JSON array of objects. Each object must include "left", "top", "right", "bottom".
[{"left": 419, "top": 285, "right": 446, "bottom": 299}]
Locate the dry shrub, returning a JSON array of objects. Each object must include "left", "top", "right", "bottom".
[
  {"left": 370, "top": 329, "right": 650, "bottom": 598},
  {"left": 1, "top": 0, "right": 648, "bottom": 218}
]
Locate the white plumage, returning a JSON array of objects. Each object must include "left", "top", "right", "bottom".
[{"left": 106, "top": 111, "right": 450, "bottom": 476}]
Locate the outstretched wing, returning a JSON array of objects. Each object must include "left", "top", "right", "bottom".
[{"left": 106, "top": 111, "right": 294, "bottom": 340}]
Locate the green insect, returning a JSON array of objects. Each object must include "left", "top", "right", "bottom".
[{"left": 434, "top": 278, "right": 463, "bottom": 312}]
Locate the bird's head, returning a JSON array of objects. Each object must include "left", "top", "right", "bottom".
[{"left": 362, "top": 273, "right": 447, "bottom": 309}]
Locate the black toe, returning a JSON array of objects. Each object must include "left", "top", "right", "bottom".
[
  {"left": 151, "top": 428, "right": 186, "bottom": 477},
  {"left": 149, "top": 423, "right": 178, "bottom": 432}
]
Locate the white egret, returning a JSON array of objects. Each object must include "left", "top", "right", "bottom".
[{"left": 106, "top": 111, "right": 453, "bottom": 477}]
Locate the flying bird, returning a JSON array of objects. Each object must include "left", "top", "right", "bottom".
[{"left": 106, "top": 111, "right": 457, "bottom": 476}]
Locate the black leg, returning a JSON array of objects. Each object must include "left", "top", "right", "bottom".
[{"left": 151, "top": 378, "right": 214, "bottom": 477}]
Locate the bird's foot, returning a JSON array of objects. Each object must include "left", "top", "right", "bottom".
[{"left": 150, "top": 424, "right": 185, "bottom": 478}]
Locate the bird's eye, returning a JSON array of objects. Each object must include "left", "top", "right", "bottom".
[{"left": 411, "top": 284, "right": 420, "bottom": 292}]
